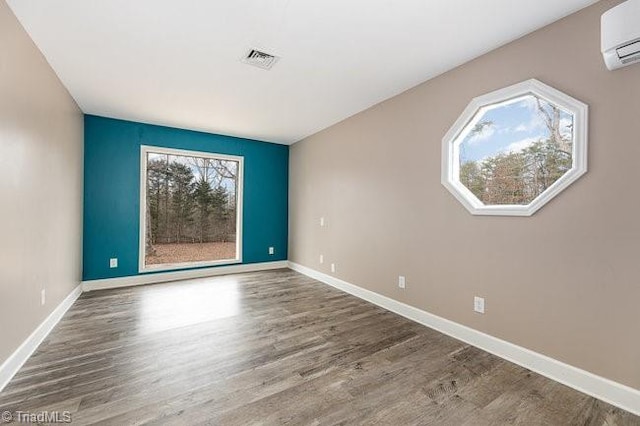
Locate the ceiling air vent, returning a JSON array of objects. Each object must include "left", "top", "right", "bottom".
[{"left": 242, "top": 49, "right": 279, "bottom": 70}]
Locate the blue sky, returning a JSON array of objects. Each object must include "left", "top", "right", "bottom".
[{"left": 458, "top": 95, "right": 573, "bottom": 163}]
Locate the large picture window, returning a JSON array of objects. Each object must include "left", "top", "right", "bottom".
[{"left": 139, "top": 146, "right": 243, "bottom": 272}]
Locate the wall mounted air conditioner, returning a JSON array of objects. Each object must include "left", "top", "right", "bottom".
[{"left": 601, "top": 0, "right": 640, "bottom": 70}]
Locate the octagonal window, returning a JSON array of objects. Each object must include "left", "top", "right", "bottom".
[{"left": 442, "top": 79, "right": 588, "bottom": 216}]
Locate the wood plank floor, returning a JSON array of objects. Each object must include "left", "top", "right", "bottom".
[{"left": 0, "top": 269, "right": 638, "bottom": 425}]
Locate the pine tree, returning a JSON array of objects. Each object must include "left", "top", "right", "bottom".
[
  {"left": 147, "top": 158, "right": 169, "bottom": 244},
  {"left": 210, "top": 185, "right": 230, "bottom": 241},
  {"left": 193, "top": 179, "right": 214, "bottom": 243},
  {"left": 168, "top": 161, "right": 195, "bottom": 243}
]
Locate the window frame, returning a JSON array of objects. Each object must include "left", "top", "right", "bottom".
[
  {"left": 138, "top": 145, "right": 244, "bottom": 273},
  {"left": 441, "top": 79, "right": 588, "bottom": 216}
]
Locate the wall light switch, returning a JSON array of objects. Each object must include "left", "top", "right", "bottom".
[
  {"left": 398, "top": 276, "right": 406, "bottom": 289},
  {"left": 41, "top": 289, "right": 46, "bottom": 306},
  {"left": 320, "top": 217, "right": 325, "bottom": 227},
  {"left": 331, "top": 263, "right": 336, "bottom": 273},
  {"left": 110, "top": 258, "right": 118, "bottom": 268},
  {"left": 268, "top": 247, "right": 275, "bottom": 255},
  {"left": 319, "top": 254, "right": 324, "bottom": 264},
  {"left": 474, "top": 296, "right": 485, "bottom": 314}
]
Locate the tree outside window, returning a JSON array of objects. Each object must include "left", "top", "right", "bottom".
[{"left": 140, "top": 146, "right": 243, "bottom": 271}]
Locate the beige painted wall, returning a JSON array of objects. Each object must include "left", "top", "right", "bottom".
[
  {"left": 289, "top": 0, "right": 640, "bottom": 389},
  {"left": 0, "top": 1, "right": 83, "bottom": 365}
]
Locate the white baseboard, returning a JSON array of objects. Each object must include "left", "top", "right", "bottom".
[
  {"left": 83, "top": 261, "right": 289, "bottom": 291},
  {"left": 0, "top": 283, "right": 82, "bottom": 393},
  {"left": 288, "top": 261, "right": 640, "bottom": 416}
]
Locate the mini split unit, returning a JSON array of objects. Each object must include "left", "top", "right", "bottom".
[{"left": 601, "top": 0, "right": 640, "bottom": 70}]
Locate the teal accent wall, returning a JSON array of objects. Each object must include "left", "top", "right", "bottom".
[{"left": 83, "top": 115, "right": 288, "bottom": 281}]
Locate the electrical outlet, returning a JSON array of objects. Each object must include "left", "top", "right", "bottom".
[
  {"left": 41, "top": 289, "right": 46, "bottom": 306},
  {"left": 474, "top": 296, "right": 485, "bottom": 314},
  {"left": 320, "top": 217, "right": 325, "bottom": 227},
  {"left": 330, "top": 263, "right": 336, "bottom": 273},
  {"left": 268, "top": 247, "right": 274, "bottom": 255},
  {"left": 319, "top": 254, "right": 324, "bottom": 264},
  {"left": 398, "top": 276, "right": 406, "bottom": 289},
  {"left": 110, "top": 258, "right": 118, "bottom": 268}
]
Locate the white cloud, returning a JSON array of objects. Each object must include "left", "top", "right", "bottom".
[
  {"left": 501, "top": 137, "right": 538, "bottom": 154},
  {"left": 467, "top": 124, "right": 496, "bottom": 145},
  {"left": 516, "top": 95, "right": 539, "bottom": 112},
  {"left": 476, "top": 137, "right": 541, "bottom": 163},
  {"left": 516, "top": 114, "right": 546, "bottom": 134}
]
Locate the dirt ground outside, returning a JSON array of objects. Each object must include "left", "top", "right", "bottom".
[{"left": 145, "top": 242, "right": 237, "bottom": 266}]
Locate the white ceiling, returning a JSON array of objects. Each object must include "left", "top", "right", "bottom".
[{"left": 7, "top": 0, "right": 598, "bottom": 144}]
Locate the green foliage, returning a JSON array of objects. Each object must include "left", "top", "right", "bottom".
[
  {"left": 211, "top": 185, "right": 231, "bottom": 241},
  {"left": 146, "top": 156, "right": 237, "bottom": 245},
  {"left": 147, "top": 158, "right": 170, "bottom": 244},
  {"left": 459, "top": 161, "right": 485, "bottom": 200},
  {"left": 193, "top": 178, "right": 214, "bottom": 243},
  {"left": 169, "top": 162, "right": 195, "bottom": 242},
  {"left": 459, "top": 139, "right": 572, "bottom": 205}
]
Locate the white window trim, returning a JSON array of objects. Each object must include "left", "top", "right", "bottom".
[
  {"left": 441, "top": 79, "right": 588, "bottom": 216},
  {"left": 139, "top": 145, "right": 244, "bottom": 273}
]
